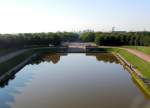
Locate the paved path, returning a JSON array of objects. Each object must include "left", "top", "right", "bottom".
[
  {"left": 0, "top": 47, "right": 55, "bottom": 64},
  {"left": 123, "top": 48, "right": 150, "bottom": 63},
  {"left": 0, "top": 49, "right": 28, "bottom": 64}
]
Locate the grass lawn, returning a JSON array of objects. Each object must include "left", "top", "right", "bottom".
[
  {"left": 123, "top": 46, "right": 150, "bottom": 55},
  {"left": 107, "top": 47, "right": 150, "bottom": 79}
]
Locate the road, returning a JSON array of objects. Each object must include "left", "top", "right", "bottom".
[{"left": 0, "top": 49, "right": 28, "bottom": 64}]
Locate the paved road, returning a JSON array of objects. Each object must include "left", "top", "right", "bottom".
[
  {"left": 0, "top": 49, "right": 28, "bottom": 64},
  {"left": 123, "top": 48, "right": 150, "bottom": 63}
]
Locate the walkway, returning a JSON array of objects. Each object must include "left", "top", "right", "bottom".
[
  {"left": 123, "top": 48, "right": 150, "bottom": 63},
  {"left": 0, "top": 49, "right": 28, "bottom": 64}
]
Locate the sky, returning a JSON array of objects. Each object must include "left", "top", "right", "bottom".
[{"left": 0, "top": 0, "right": 150, "bottom": 33}]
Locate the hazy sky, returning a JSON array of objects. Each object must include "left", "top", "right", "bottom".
[{"left": 0, "top": 0, "right": 150, "bottom": 33}]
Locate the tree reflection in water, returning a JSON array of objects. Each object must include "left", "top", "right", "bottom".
[
  {"left": 31, "top": 53, "right": 120, "bottom": 65},
  {"left": 86, "top": 53, "right": 120, "bottom": 64},
  {"left": 30, "top": 53, "right": 64, "bottom": 65},
  {"left": 0, "top": 53, "right": 66, "bottom": 88},
  {"left": 0, "top": 53, "right": 150, "bottom": 108},
  {"left": 0, "top": 53, "right": 119, "bottom": 88}
]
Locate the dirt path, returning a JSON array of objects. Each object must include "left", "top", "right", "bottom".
[{"left": 123, "top": 48, "right": 150, "bottom": 63}]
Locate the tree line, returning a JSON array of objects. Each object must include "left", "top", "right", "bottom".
[
  {"left": 0, "top": 31, "right": 150, "bottom": 48},
  {"left": 80, "top": 32, "right": 150, "bottom": 46},
  {"left": 0, "top": 32, "right": 79, "bottom": 48}
]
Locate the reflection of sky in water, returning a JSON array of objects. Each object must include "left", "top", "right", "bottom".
[
  {"left": 0, "top": 53, "right": 150, "bottom": 108},
  {"left": 0, "top": 65, "right": 35, "bottom": 108}
]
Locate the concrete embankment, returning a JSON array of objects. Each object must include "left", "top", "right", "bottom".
[
  {"left": 0, "top": 47, "right": 67, "bottom": 82},
  {"left": 0, "top": 49, "right": 28, "bottom": 64},
  {"left": 114, "top": 53, "right": 150, "bottom": 96},
  {"left": 115, "top": 53, "right": 143, "bottom": 77},
  {"left": 0, "top": 47, "right": 68, "bottom": 64},
  {"left": 0, "top": 54, "right": 37, "bottom": 82}
]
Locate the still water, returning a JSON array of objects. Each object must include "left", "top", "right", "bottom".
[{"left": 0, "top": 53, "right": 150, "bottom": 108}]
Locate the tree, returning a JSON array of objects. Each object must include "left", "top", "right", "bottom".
[{"left": 80, "top": 32, "right": 95, "bottom": 42}]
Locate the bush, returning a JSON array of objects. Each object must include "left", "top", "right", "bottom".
[
  {"left": 95, "top": 32, "right": 150, "bottom": 46},
  {"left": 80, "top": 32, "right": 95, "bottom": 42}
]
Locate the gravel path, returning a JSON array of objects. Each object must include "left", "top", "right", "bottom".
[{"left": 124, "top": 48, "right": 150, "bottom": 63}]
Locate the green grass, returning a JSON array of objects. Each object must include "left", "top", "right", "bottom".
[
  {"left": 105, "top": 47, "right": 150, "bottom": 79},
  {"left": 123, "top": 46, "right": 150, "bottom": 55}
]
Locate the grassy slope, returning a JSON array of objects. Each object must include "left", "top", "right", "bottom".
[
  {"left": 124, "top": 46, "right": 150, "bottom": 55},
  {"left": 108, "top": 48, "right": 150, "bottom": 79}
]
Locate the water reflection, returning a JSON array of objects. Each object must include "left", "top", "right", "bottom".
[
  {"left": 0, "top": 53, "right": 150, "bottom": 108},
  {"left": 0, "top": 66, "right": 34, "bottom": 108},
  {"left": 86, "top": 53, "right": 119, "bottom": 64},
  {"left": 119, "top": 59, "right": 150, "bottom": 100},
  {"left": 30, "top": 53, "right": 67, "bottom": 65},
  {"left": 0, "top": 75, "right": 15, "bottom": 88},
  {"left": 30, "top": 53, "right": 119, "bottom": 65}
]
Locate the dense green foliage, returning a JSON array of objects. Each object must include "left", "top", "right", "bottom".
[
  {"left": 95, "top": 32, "right": 150, "bottom": 46},
  {"left": 60, "top": 32, "right": 79, "bottom": 42},
  {"left": 80, "top": 32, "right": 96, "bottom": 42},
  {"left": 0, "top": 32, "right": 79, "bottom": 48},
  {"left": 0, "top": 31, "right": 150, "bottom": 47}
]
